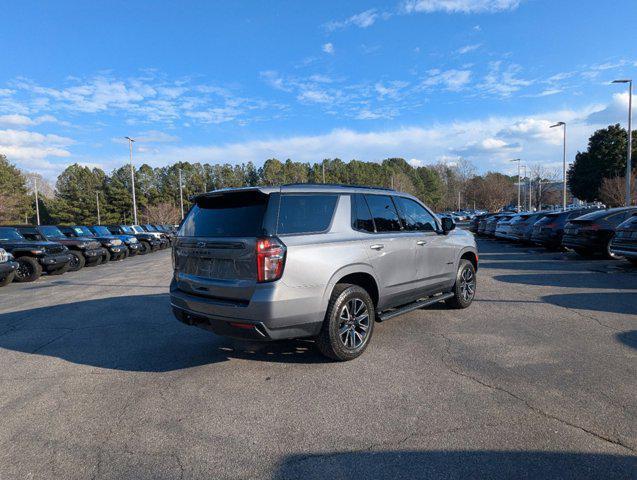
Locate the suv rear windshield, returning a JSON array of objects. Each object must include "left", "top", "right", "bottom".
[
  {"left": 180, "top": 190, "right": 270, "bottom": 237},
  {"left": 277, "top": 194, "right": 338, "bottom": 235}
]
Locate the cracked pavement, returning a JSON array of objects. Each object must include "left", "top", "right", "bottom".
[{"left": 0, "top": 239, "right": 635, "bottom": 479}]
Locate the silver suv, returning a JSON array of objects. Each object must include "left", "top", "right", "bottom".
[{"left": 170, "top": 184, "right": 478, "bottom": 361}]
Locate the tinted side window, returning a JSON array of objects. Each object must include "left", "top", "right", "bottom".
[
  {"left": 277, "top": 194, "right": 338, "bottom": 235},
  {"left": 606, "top": 212, "right": 629, "bottom": 226},
  {"left": 351, "top": 194, "right": 375, "bottom": 233},
  {"left": 394, "top": 197, "right": 437, "bottom": 232},
  {"left": 364, "top": 195, "right": 402, "bottom": 232}
]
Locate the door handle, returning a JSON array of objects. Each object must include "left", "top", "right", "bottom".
[
  {"left": 416, "top": 240, "right": 427, "bottom": 245},
  {"left": 370, "top": 244, "right": 384, "bottom": 250}
]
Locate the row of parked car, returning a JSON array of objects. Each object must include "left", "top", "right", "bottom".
[
  {"left": 0, "top": 224, "right": 176, "bottom": 287},
  {"left": 470, "top": 206, "right": 637, "bottom": 264}
]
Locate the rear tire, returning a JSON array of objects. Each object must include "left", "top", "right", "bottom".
[
  {"left": 14, "top": 257, "right": 43, "bottom": 282},
  {"left": 68, "top": 252, "right": 86, "bottom": 271},
  {"left": 446, "top": 259, "right": 476, "bottom": 309},
  {"left": 0, "top": 271, "right": 15, "bottom": 287},
  {"left": 316, "top": 284, "right": 375, "bottom": 361}
]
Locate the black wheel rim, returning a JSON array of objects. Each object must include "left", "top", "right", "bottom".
[
  {"left": 338, "top": 298, "right": 370, "bottom": 349},
  {"left": 460, "top": 267, "right": 476, "bottom": 302},
  {"left": 16, "top": 262, "right": 32, "bottom": 279},
  {"left": 69, "top": 255, "right": 79, "bottom": 269}
]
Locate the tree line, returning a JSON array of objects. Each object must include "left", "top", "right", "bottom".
[{"left": 7, "top": 119, "right": 635, "bottom": 228}]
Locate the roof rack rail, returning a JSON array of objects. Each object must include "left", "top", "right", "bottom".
[{"left": 281, "top": 182, "right": 395, "bottom": 191}]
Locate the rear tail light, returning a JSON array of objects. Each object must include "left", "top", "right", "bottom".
[{"left": 256, "top": 237, "right": 286, "bottom": 282}]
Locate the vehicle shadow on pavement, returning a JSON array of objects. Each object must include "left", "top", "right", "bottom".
[
  {"left": 616, "top": 330, "right": 637, "bottom": 350},
  {"left": 272, "top": 450, "right": 637, "bottom": 480},
  {"left": 0, "top": 294, "right": 328, "bottom": 372},
  {"left": 541, "top": 292, "right": 637, "bottom": 316},
  {"left": 493, "top": 273, "right": 637, "bottom": 290}
]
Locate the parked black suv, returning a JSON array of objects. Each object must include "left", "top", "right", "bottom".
[
  {"left": 89, "top": 225, "right": 141, "bottom": 256},
  {"left": 0, "top": 226, "right": 72, "bottom": 281},
  {"left": 530, "top": 208, "right": 601, "bottom": 249},
  {"left": 107, "top": 225, "right": 160, "bottom": 254},
  {"left": 562, "top": 207, "right": 637, "bottom": 258},
  {"left": 610, "top": 213, "right": 637, "bottom": 265},
  {"left": 0, "top": 248, "right": 19, "bottom": 286},
  {"left": 15, "top": 225, "right": 104, "bottom": 271},
  {"left": 59, "top": 225, "right": 127, "bottom": 262}
]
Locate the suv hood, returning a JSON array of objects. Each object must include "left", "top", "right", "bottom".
[
  {"left": 55, "top": 237, "right": 101, "bottom": 249},
  {"left": 0, "top": 239, "right": 65, "bottom": 251}
]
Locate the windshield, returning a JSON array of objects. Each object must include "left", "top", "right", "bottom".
[
  {"left": 0, "top": 227, "right": 24, "bottom": 241},
  {"left": 92, "top": 226, "right": 111, "bottom": 236},
  {"left": 145, "top": 225, "right": 156, "bottom": 231},
  {"left": 74, "top": 226, "right": 94, "bottom": 236},
  {"left": 121, "top": 225, "right": 134, "bottom": 234},
  {"left": 40, "top": 226, "right": 67, "bottom": 239},
  {"left": 132, "top": 225, "right": 145, "bottom": 233}
]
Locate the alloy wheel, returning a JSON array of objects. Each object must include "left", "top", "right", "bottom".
[
  {"left": 338, "top": 298, "right": 370, "bottom": 349},
  {"left": 459, "top": 267, "right": 476, "bottom": 302},
  {"left": 16, "top": 262, "right": 32, "bottom": 280}
]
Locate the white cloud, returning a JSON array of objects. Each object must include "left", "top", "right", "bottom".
[
  {"left": 422, "top": 69, "right": 472, "bottom": 91},
  {"left": 322, "top": 43, "right": 335, "bottom": 54},
  {"left": 402, "top": 0, "right": 522, "bottom": 14},
  {"left": 0, "top": 128, "right": 74, "bottom": 172},
  {"left": 325, "top": 9, "right": 380, "bottom": 31},
  {"left": 0, "top": 114, "right": 57, "bottom": 127},
  {"left": 457, "top": 43, "right": 482, "bottom": 54},
  {"left": 297, "top": 89, "right": 332, "bottom": 104},
  {"left": 477, "top": 61, "right": 533, "bottom": 97}
]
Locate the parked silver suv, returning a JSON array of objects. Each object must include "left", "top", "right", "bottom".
[{"left": 170, "top": 184, "right": 478, "bottom": 360}]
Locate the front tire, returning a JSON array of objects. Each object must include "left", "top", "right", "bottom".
[
  {"left": 101, "top": 249, "right": 111, "bottom": 263},
  {"left": 0, "top": 271, "right": 15, "bottom": 287},
  {"left": 446, "top": 259, "right": 476, "bottom": 309},
  {"left": 68, "top": 252, "right": 86, "bottom": 271},
  {"left": 14, "top": 257, "right": 43, "bottom": 282},
  {"left": 316, "top": 284, "right": 375, "bottom": 361}
]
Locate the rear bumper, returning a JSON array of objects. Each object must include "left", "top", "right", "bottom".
[
  {"left": 562, "top": 234, "right": 604, "bottom": 250},
  {"left": 610, "top": 239, "right": 637, "bottom": 259},
  {"left": 169, "top": 278, "right": 324, "bottom": 340}
]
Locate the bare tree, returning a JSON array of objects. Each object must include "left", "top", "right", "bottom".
[
  {"left": 143, "top": 202, "right": 181, "bottom": 225},
  {"left": 23, "top": 172, "right": 55, "bottom": 199},
  {"left": 599, "top": 174, "right": 636, "bottom": 207},
  {"left": 475, "top": 172, "right": 515, "bottom": 212},
  {"left": 529, "top": 163, "right": 560, "bottom": 209}
]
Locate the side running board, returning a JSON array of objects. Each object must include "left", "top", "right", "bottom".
[{"left": 378, "top": 292, "right": 454, "bottom": 322}]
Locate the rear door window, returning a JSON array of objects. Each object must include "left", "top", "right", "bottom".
[
  {"left": 364, "top": 194, "right": 402, "bottom": 232},
  {"left": 277, "top": 194, "right": 338, "bottom": 235},
  {"left": 351, "top": 194, "right": 375, "bottom": 233},
  {"left": 393, "top": 196, "right": 437, "bottom": 232},
  {"left": 180, "top": 191, "right": 269, "bottom": 237}
]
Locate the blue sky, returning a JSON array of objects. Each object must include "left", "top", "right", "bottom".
[{"left": 1, "top": 0, "right": 637, "bottom": 181}]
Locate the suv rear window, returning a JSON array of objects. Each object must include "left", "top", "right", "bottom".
[
  {"left": 180, "top": 191, "right": 269, "bottom": 237},
  {"left": 277, "top": 194, "right": 338, "bottom": 235}
]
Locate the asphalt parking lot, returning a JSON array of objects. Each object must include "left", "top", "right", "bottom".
[{"left": 0, "top": 239, "right": 635, "bottom": 479}]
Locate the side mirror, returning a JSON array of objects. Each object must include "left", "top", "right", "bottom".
[{"left": 441, "top": 217, "right": 456, "bottom": 234}]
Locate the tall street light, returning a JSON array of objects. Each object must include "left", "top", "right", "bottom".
[
  {"left": 125, "top": 136, "right": 138, "bottom": 224},
  {"left": 549, "top": 122, "right": 567, "bottom": 210},
  {"left": 612, "top": 79, "right": 633, "bottom": 206},
  {"left": 511, "top": 158, "right": 521, "bottom": 212},
  {"left": 179, "top": 168, "right": 185, "bottom": 220}
]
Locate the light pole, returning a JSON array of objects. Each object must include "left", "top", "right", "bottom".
[
  {"left": 549, "top": 122, "right": 567, "bottom": 210},
  {"left": 522, "top": 164, "right": 527, "bottom": 211},
  {"left": 125, "top": 136, "right": 138, "bottom": 224},
  {"left": 612, "top": 79, "right": 633, "bottom": 206},
  {"left": 179, "top": 168, "right": 185, "bottom": 220},
  {"left": 511, "top": 159, "right": 521, "bottom": 212},
  {"left": 34, "top": 177, "right": 40, "bottom": 225},
  {"left": 96, "top": 191, "right": 101, "bottom": 225}
]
